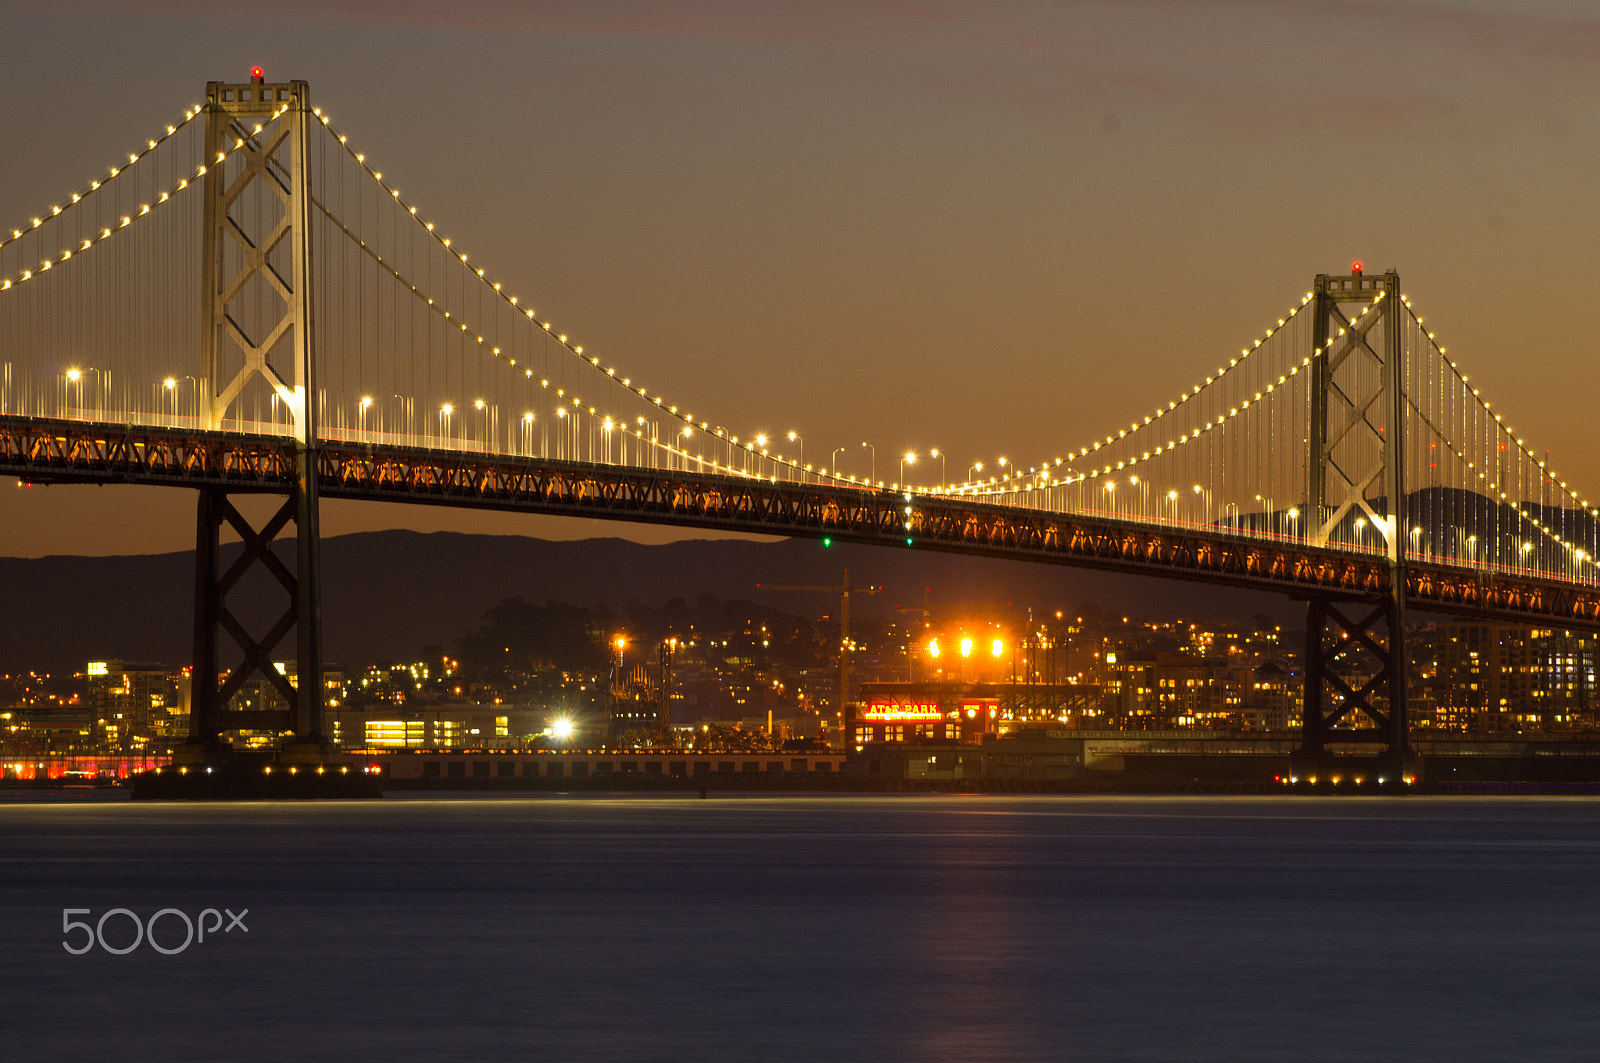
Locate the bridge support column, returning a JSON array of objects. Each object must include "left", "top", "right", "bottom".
[
  {"left": 1295, "top": 595, "right": 1417, "bottom": 789},
  {"left": 179, "top": 484, "right": 326, "bottom": 762},
  {"left": 1298, "top": 267, "right": 1416, "bottom": 790}
]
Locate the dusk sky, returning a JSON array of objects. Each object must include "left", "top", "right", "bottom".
[{"left": 3, "top": 0, "right": 1599, "bottom": 556}]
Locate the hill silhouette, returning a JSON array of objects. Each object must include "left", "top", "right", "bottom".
[{"left": 0, "top": 530, "right": 1301, "bottom": 673}]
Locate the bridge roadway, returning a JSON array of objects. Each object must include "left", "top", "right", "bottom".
[{"left": 4, "top": 415, "right": 1598, "bottom": 630}]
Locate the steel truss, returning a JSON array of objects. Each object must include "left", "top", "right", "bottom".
[
  {"left": 190, "top": 489, "right": 322, "bottom": 744},
  {"left": 3, "top": 415, "right": 1599, "bottom": 630},
  {"left": 1296, "top": 597, "right": 1409, "bottom": 780}
]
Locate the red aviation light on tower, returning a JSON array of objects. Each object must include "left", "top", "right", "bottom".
[
  {"left": 250, "top": 66, "right": 264, "bottom": 81},
  {"left": 1351, "top": 261, "right": 1363, "bottom": 277}
]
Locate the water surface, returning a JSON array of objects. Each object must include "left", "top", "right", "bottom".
[{"left": 3, "top": 793, "right": 1597, "bottom": 1061}]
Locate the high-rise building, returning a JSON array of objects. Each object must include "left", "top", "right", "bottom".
[
  {"left": 86, "top": 660, "right": 172, "bottom": 749},
  {"left": 1430, "top": 624, "right": 1596, "bottom": 731},
  {"left": 1099, "top": 651, "right": 1239, "bottom": 729}
]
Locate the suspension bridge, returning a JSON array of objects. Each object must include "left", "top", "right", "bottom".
[{"left": 5, "top": 72, "right": 1598, "bottom": 782}]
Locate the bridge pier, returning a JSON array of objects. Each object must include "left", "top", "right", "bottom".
[
  {"left": 143, "top": 481, "right": 373, "bottom": 799},
  {"left": 1294, "top": 595, "right": 1419, "bottom": 790}
]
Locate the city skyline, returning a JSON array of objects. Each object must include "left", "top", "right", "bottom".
[{"left": 4, "top": 1, "right": 1600, "bottom": 555}]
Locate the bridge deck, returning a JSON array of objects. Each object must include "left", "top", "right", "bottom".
[{"left": 4, "top": 415, "right": 1596, "bottom": 629}]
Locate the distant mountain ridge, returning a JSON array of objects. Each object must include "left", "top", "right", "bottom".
[{"left": 0, "top": 530, "right": 1296, "bottom": 673}]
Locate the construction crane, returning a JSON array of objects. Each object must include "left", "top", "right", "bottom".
[{"left": 758, "top": 569, "right": 881, "bottom": 737}]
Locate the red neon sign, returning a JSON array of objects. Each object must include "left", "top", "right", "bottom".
[{"left": 861, "top": 702, "right": 943, "bottom": 722}]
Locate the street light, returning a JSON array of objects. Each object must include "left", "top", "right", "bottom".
[
  {"left": 899, "top": 451, "right": 916, "bottom": 485},
  {"left": 928, "top": 449, "right": 946, "bottom": 489},
  {"left": 786, "top": 431, "right": 804, "bottom": 465},
  {"left": 65, "top": 367, "right": 102, "bottom": 419},
  {"left": 388, "top": 394, "right": 414, "bottom": 439},
  {"left": 966, "top": 461, "right": 984, "bottom": 489},
  {"left": 358, "top": 395, "right": 373, "bottom": 435},
  {"left": 832, "top": 446, "right": 849, "bottom": 478},
  {"left": 439, "top": 403, "right": 453, "bottom": 447},
  {"left": 473, "top": 399, "right": 490, "bottom": 453},
  {"left": 861, "top": 442, "right": 876, "bottom": 483},
  {"left": 162, "top": 376, "right": 196, "bottom": 422}
]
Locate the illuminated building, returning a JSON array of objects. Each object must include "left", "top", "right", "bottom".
[
  {"left": 1100, "top": 651, "right": 1242, "bottom": 729},
  {"left": 1431, "top": 624, "right": 1597, "bottom": 732},
  {"left": 849, "top": 688, "right": 1000, "bottom": 747},
  {"left": 86, "top": 660, "right": 172, "bottom": 749},
  {"left": 329, "top": 705, "right": 537, "bottom": 749},
  {"left": 1242, "top": 660, "right": 1300, "bottom": 731}
]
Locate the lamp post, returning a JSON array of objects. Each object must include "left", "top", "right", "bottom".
[
  {"left": 388, "top": 394, "right": 412, "bottom": 440},
  {"left": 861, "top": 442, "right": 876, "bottom": 484},
  {"left": 1253, "top": 494, "right": 1274, "bottom": 536},
  {"left": 787, "top": 431, "right": 803, "bottom": 465},
  {"left": 832, "top": 446, "right": 849, "bottom": 479},
  {"left": 966, "top": 462, "right": 984, "bottom": 492},
  {"left": 439, "top": 403, "right": 454, "bottom": 448},
  {"left": 899, "top": 451, "right": 916, "bottom": 486},
  {"left": 358, "top": 395, "right": 373, "bottom": 436},
  {"left": 162, "top": 375, "right": 197, "bottom": 423},
  {"left": 929, "top": 449, "right": 946, "bottom": 489},
  {"left": 65, "top": 368, "right": 100, "bottom": 420}
]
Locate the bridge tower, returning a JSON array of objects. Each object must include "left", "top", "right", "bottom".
[
  {"left": 1297, "top": 267, "right": 1415, "bottom": 784},
  {"left": 182, "top": 70, "right": 326, "bottom": 762}
]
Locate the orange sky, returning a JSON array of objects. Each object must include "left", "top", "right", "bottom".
[{"left": 2, "top": 0, "right": 1599, "bottom": 556}]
